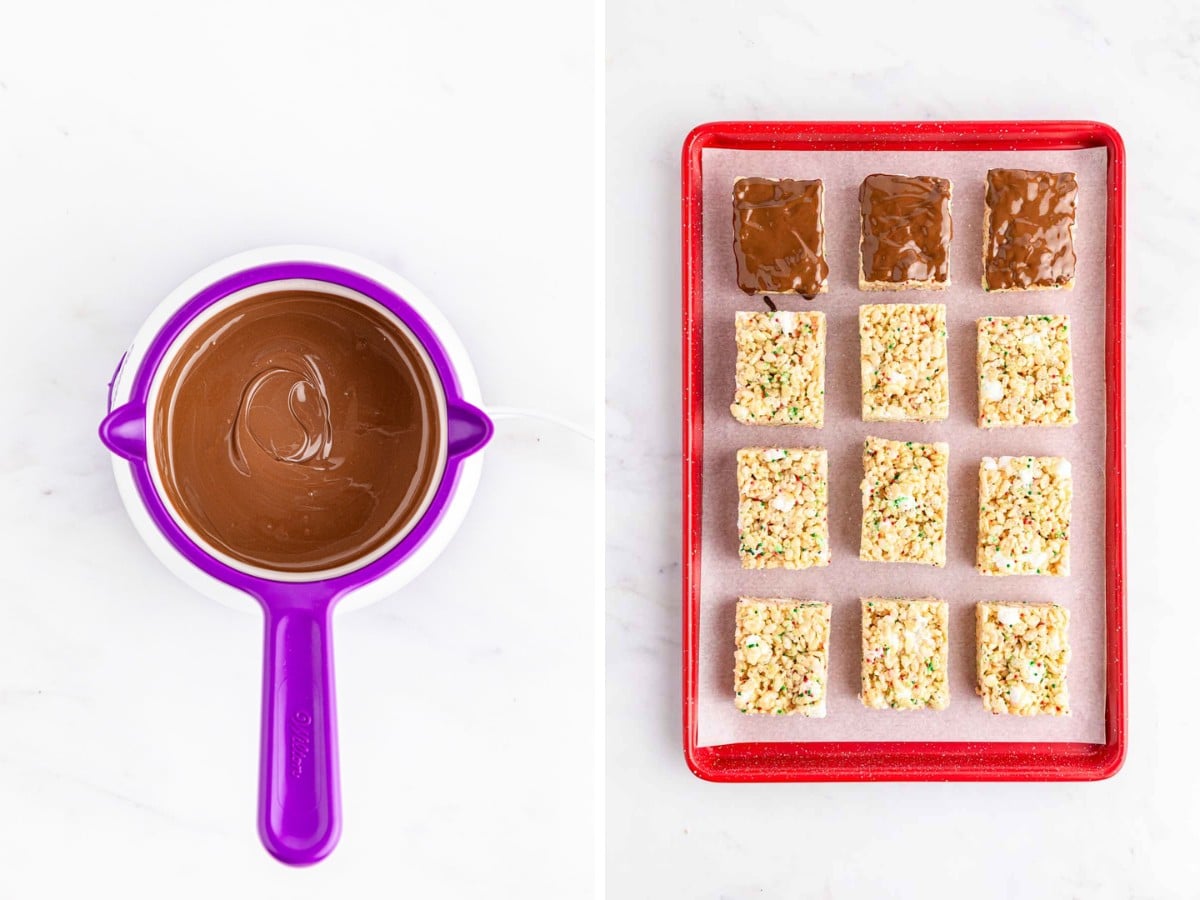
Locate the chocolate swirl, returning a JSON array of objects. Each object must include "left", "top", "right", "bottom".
[{"left": 230, "top": 354, "right": 335, "bottom": 475}]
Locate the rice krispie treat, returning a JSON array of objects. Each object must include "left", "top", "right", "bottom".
[
  {"left": 733, "top": 177, "right": 829, "bottom": 297},
  {"left": 859, "top": 303, "right": 949, "bottom": 422},
  {"left": 977, "top": 456, "right": 1072, "bottom": 576},
  {"left": 976, "top": 601, "right": 1070, "bottom": 715},
  {"left": 860, "top": 598, "right": 949, "bottom": 711},
  {"left": 735, "top": 597, "right": 831, "bottom": 716},
  {"left": 977, "top": 315, "right": 1077, "bottom": 428},
  {"left": 737, "top": 447, "right": 829, "bottom": 569},
  {"left": 859, "top": 174, "right": 952, "bottom": 290},
  {"left": 730, "top": 310, "right": 826, "bottom": 427},
  {"left": 983, "top": 169, "right": 1078, "bottom": 292},
  {"left": 860, "top": 437, "right": 949, "bottom": 567}
]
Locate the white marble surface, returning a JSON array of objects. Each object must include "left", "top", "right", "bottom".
[
  {"left": 607, "top": 0, "right": 1193, "bottom": 896},
  {"left": 0, "top": 2, "right": 594, "bottom": 896}
]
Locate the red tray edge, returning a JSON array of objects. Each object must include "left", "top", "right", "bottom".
[{"left": 680, "top": 120, "right": 1127, "bottom": 783}]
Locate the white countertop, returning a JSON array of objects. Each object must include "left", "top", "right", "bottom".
[
  {"left": 606, "top": 0, "right": 1194, "bottom": 896},
  {"left": 0, "top": 2, "right": 594, "bottom": 896}
]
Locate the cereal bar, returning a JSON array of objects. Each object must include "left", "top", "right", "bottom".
[
  {"left": 983, "top": 169, "right": 1078, "bottom": 292},
  {"left": 731, "top": 310, "right": 826, "bottom": 427},
  {"left": 859, "top": 303, "right": 949, "bottom": 422},
  {"left": 859, "top": 437, "right": 949, "bottom": 567},
  {"left": 976, "top": 601, "right": 1070, "bottom": 715},
  {"left": 735, "top": 597, "right": 831, "bottom": 716},
  {"left": 859, "top": 174, "right": 952, "bottom": 290},
  {"left": 977, "top": 315, "right": 1077, "bottom": 428},
  {"left": 733, "top": 177, "right": 829, "bottom": 296},
  {"left": 860, "top": 597, "right": 949, "bottom": 711},
  {"left": 737, "top": 447, "right": 829, "bottom": 569},
  {"left": 977, "top": 456, "right": 1072, "bottom": 576}
]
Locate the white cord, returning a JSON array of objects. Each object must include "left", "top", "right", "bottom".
[{"left": 486, "top": 406, "right": 594, "bottom": 441}]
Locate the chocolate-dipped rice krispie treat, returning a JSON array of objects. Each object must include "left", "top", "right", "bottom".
[
  {"left": 977, "top": 456, "right": 1072, "bottom": 576},
  {"left": 976, "top": 601, "right": 1070, "bottom": 715},
  {"left": 733, "top": 177, "right": 829, "bottom": 297},
  {"left": 731, "top": 310, "right": 826, "bottom": 427},
  {"left": 859, "top": 303, "right": 949, "bottom": 422},
  {"left": 858, "top": 174, "right": 952, "bottom": 290},
  {"left": 977, "top": 315, "right": 1077, "bottom": 428},
  {"left": 983, "top": 169, "right": 1078, "bottom": 292},
  {"left": 860, "top": 597, "right": 949, "bottom": 711},
  {"left": 735, "top": 598, "right": 831, "bottom": 716},
  {"left": 860, "top": 437, "right": 949, "bottom": 567},
  {"left": 737, "top": 447, "right": 829, "bottom": 569}
]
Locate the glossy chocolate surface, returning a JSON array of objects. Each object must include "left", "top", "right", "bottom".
[
  {"left": 733, "top": 177, "right": 828, "bottom": 296},
  {"left": 984, "top": 169, "right": 1078, "bottom": 291},
  {"left": 859, "top": 174, "right": 952, "bottom": 285},
  {"left": 153, "top": 290, "right": 442, "bottom": 573}
]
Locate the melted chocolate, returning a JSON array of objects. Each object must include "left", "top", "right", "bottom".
[
  {"left": 153, "top": 290, "right": 442, "bottom": 573},
  {"left": 984, "top": 169, "right": 1078, "bottom": 291},
  {"left": 859, "top": 174, "right": 952, "bottom": 286},
  {"left": 733, "top": 178, "right": 828, "bottom": 296}
]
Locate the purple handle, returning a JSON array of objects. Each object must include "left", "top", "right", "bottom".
[
  {"left": 257, "top": 597, "right": 341, "bottom": 865},
  {"left": 99, "top": 402, "right": 147, "bottom": 461},
  {"left": 446, "top": 400, "right": 493, "bottom": 459}
]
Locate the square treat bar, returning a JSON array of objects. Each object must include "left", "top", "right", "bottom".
[
  {"left": 737, "top": 447, "right": 829, "bottom": 569},
  {"left": 859, "top": 437, "right": 949, "bottom": 567},
  {"left": 860, "top": 598, "right": 949, "bottom": 711},
  {"left": 983, "top": 169, "right": 1078, "bottom": 292},
  {"left": 735, "top": 598, "right": 831, "bottom": 716},
  {"left": 858, "top": 174, "right": 952, "bottom": 290},
  {"left": 977, "top": 456, "right": 1072, "bottom": 576},
  {"left": 977, "top": 315, "right": 1077, "bottom": 428},
  {"left": 976, "top": 601, "right": 1070, "bottom": 715},
  {"left": 859, "top": 303, "right": 949, "bottom": 422},
  {"left": 733, "top": 177, "right": 829, "bottom": 297},
  {"left": 731, "top": 310, "right": 826, "bottom": 427}
]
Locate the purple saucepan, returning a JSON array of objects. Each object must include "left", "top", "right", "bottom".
[{"left": 100, "top": 257, "right": 492, "bottom": 864}]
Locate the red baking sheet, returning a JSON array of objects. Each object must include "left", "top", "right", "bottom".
[{"left": 681, "top": 121, "right": 1126, "bottom": 782}]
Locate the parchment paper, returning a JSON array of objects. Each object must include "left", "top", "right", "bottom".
[{"left": 697, "top": 146, "right": 1108, "bottom": 746}]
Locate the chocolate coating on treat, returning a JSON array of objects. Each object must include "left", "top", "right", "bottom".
[
  {"left": 984, "top": 169, "right": 1078, "bottom": 291},
  {"left": 153, "top": 290, "right": 443, "bottom": 574},
  {"left": 733, "top": 177, "right": 828, "bottom": 297},
  {"left": 859, "top": 174, "right": 952, "bottom": 286}
]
